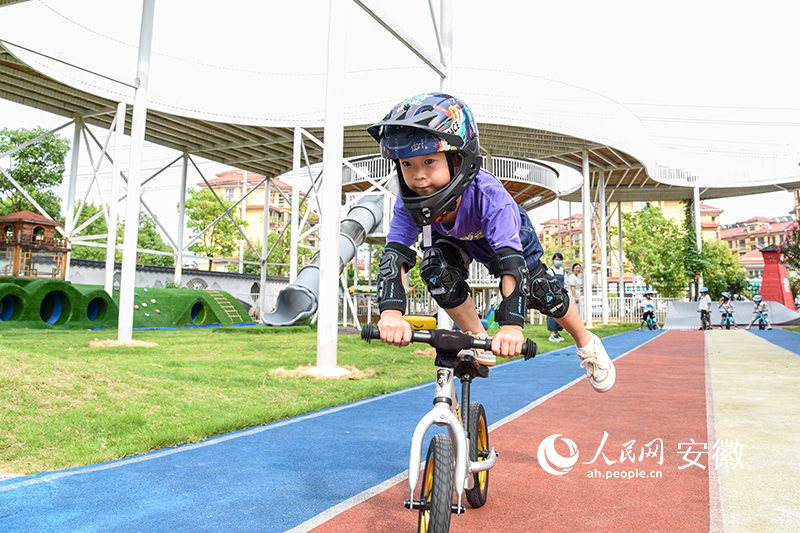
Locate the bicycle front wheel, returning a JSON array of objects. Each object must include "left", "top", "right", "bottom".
[
  {"left": 418, "top": 434, "right": 454, "bottom": 533},
  {"left": 466, "top": 402, "right": 489, "bottom": 508}
]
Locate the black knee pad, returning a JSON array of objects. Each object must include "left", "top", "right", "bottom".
[
  {"left": 420, "top": 241, "right": 470, "bottom": 309},
  {"left": 527, "top": 262, "right": 570, "bottom": 318}
]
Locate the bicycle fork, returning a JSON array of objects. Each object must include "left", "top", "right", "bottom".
[{"left": 407, "top": 367, "right": 498, "bottom": 513}]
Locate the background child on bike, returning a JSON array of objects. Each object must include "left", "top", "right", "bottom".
[
  {"left": 698, "top": 286, "right": 711, "bottom": 330},
  {"left": 637, "top": 290, "right": 659, "bottom": 330},
  {"left": 369, "top": 92, "right": 615, "bottom": 393},
  {"left": 718, "top": 292, "right": 738, "bottom": 329},
  {"left": 746, "top": 295, "right": 773, "bottom": 330}
]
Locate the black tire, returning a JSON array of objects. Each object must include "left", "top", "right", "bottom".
[
  {"left": 759, "top": 319, "right": 765, "bottom": 331},
  {"left": 647, "top": 318, "right": 655, "bottom": 331},
  {"left": 418, "top": 434, "right": 454, "bottom": 533},
  {"left": 466, "top": 402, "right": 489, "bottom": 508}
]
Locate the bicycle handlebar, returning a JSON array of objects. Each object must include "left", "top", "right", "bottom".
[{"left": 360, "top": 324, "right": 537, "bottom": 361}]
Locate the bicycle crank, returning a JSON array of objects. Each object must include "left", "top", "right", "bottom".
[{"left": 404, "top": 500, "right": 466, "bottom": 514}]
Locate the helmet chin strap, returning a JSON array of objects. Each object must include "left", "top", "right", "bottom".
[{"left": 423, "top": 225, "right": 432, "bottom": 247}]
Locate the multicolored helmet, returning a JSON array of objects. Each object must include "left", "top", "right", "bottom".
[
  {"left": 367, "top": 93, "right": 482, "bottom": 226},
  {"left": 644, "top": 290, "right": 655, "bottom": 296},
  {"left": 722, "top": 291, "right": 731, "bottom": 299},
  {"left": 699, "top": 287, "right": 708, "bottom": 293},
  {"left": 754, "top": 295, "right": 763, "bottom": 302}
]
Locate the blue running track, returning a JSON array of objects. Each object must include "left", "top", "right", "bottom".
[{"left": 2, "top": 331, "right": 661, "bottom": 533}]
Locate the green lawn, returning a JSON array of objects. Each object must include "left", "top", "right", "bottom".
[{"left": 0, "top": 322, "right": 637, "bottom": 475}]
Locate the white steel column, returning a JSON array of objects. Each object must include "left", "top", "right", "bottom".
[
  {"left": 290, "top": 127, "right": 301, "bottom": 283},
  {"left": 439, "top": 0, "right": 452, "bottom": 93},
  {"left": 581, "top": 151, "right": 592, "bottom": 327},
  {"left": 694, "top": 186, "right": 703, "bottom": 293},
  {"left": 311, "top": 0, "right": 348, "bottom": 376},
  {"left": 63, "top": 119, "right": 82, "bottom": 281},
  {"left": 238, "top": 171, "right": 247, "bottom": 273},
  {"left": 599, "top": 171, "right": 608, "bottom": 325},
  {"left": 556, "top": 197, "right": 562, "bottom": 254},
  {"left": 435, "top": 0, "right": 454, "bottom": 331},
  {"left": 618, "top": 201, "right": 625, "bottom": 319},
  {"left": 104, "top": 102, "right": 126, "bottom": 295},
  {"left": 174, "top": 152, "right": 188, "bottom": 286},
  {"left": 118, "top": 0, "right": 156, "bottom": 344},
  {"left": 259, "top": 177, "right": 270, "bottom": 315}
]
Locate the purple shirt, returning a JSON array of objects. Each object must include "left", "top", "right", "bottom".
[{"left": 387, "top": 169, "right": 523, "bottom": 265}]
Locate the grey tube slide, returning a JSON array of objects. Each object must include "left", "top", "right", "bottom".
[{"left": 261, "top": 196, "right": 384, "bottom": 326}]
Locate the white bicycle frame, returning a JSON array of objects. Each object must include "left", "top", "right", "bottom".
[{"left": 407, "top": 366, "right": 498, "bottom": 512}]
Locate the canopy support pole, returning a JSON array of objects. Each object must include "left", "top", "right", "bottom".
[
  {"left": 582, "top": 150, "right": 593, "bottom": 327},
  {"left": 118, "top": 0, "right": 156, "bottom": 343},
  {"left": 104, "top": 102, "right": 126, "bottom": 295},
  {"left": 311, "top": 0, "right": 349, "bottom": 377},
  {"left": 174, "top": 151, "right": 188, "bottom": 286},
  {"left": 599, "top": 170, "right": 608, "bottom": 325}
]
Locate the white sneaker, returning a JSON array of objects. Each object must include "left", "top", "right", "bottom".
[
  {"left": 461, "top": 331, "right": 496, "bottom": 366},
  {"left": 576, "top": 333, "right": 616, "bottom": 393},
  {"left": 548, "top": 334, "right": 559, "bottom": 342},
  {"left": 555, "top": 334, "right": 566, "bottom": 342}
]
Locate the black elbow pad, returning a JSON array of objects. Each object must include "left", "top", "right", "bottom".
[
  {"left": 490, "top": 247, "right": 529, "bottom": 328},
  {"left": 376, "top": 242, "right": 416, "bottom": 314}
]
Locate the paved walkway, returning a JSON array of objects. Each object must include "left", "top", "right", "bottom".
[{"left": 1, "top": 329, "right": 798, "bottom": 532}]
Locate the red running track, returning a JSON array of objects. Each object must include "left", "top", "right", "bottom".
[{"left": 309, "top": 331, "right": 711, "bottom": 533}]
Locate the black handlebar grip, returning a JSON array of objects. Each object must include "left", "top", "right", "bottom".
[
  {"left": 362, "top": 324, "right": 536, "bottom": 360},
  {"left": 361, "top": 323, "right": 380, "bottom": 342},
  {"left": 521, "top": 340, "right": 537, "bottom": 361},
  {"left": 469, "top": 336, "right": 536, "bottom": 360}
]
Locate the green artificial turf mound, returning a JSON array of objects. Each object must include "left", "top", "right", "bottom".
[{"left": 0, "top": 278, "right": 250, "bottom": 329}]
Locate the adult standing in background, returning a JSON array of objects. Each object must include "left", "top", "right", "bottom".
[
  {"left": 569, "top": 263, "right": 583, "bottom": 320},
  {"left": 546, "top": 253, "right": 567, "bottom": 342}
]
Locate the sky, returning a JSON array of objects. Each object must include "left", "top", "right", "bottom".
[{"left": 1, "top": 0, "right": 799, "bottom": 237}]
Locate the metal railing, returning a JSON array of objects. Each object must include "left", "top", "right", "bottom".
[
  {"left": 1, "top": 232, "right": 65, "bottom": 247},
  {"left": 342, "top": 154, "right": 557, "bottom": 193}
]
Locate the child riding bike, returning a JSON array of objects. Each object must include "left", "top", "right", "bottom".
[
  {"left": 698, "top": 286, "right": 712, "bottom": 330},
  {"left": 746, "top": 295, "right": 773, "bottom": 330},
  {"left": 718, "top": 292, "right": 738, "bottom": 329},
  {"left": 637, "top": 290, "right": 659, "bottom": 330},
  {"left": 369, "top": 92, "right": 615, "bottom": 393}
]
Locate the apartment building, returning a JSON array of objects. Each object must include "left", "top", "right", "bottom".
[
  {"left": 198, "top": 169, "right": 318, "bottom": 271},
  {"left": 720, "top": 216, "right": 794, "bottom": 257}
]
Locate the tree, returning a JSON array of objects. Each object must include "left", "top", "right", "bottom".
[
  {"left": 69, "top": 201, "right": 116, "bottom": 262},
  {"left": 265, "top": 233, "right": 292, "bottom": 277},
  {"left": 702, "top": 239, "right": 747, "bottom": 296},
  {"left": 780, "top": 221, "right": 800, "bottom": 272},
  {"left": 135, "top": 212, "right": 174, "bottom": 267},
  {"left": 69, "top": 201, "right": 173, "bottom": 267},
  {"left": 227, "top": 240, "right": 261, "bottom": 275},
  {"left": 0, "top": 127, "right": 69, "bottom": 217},
  {"left": 184, "top": 188, "right": 247, "bottom": 270},
  {"left": 681, "top": 200, "right": 709, "bottom": 296},
  {"left": 619, "top": 206, "right": 688, "bottom": 295}
]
